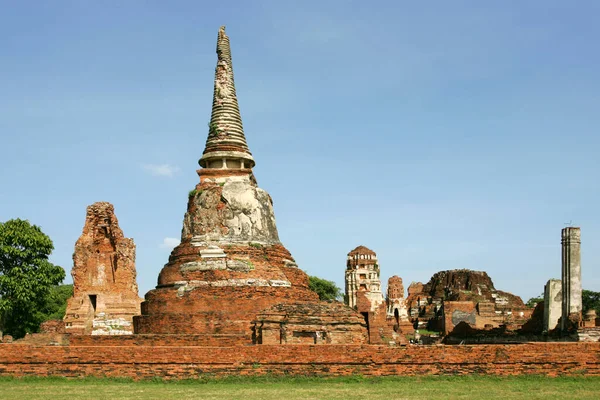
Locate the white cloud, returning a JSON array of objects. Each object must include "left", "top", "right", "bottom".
[
  {"left": 142, "top": 164, "right": 180, "bottom": 177},
  {"left": 160, "top": 237, "right": 180, "bottom": 249}
]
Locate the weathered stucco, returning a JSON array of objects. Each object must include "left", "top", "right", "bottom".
[
  {"left": 544, "top": 278, "right": 562, "bottom": 332},
  {"left": 182, "top": 175, "right": 280, "bottom": 245},
  {"left": 561, "top": 227, "right": 582, "bottom": 331}
]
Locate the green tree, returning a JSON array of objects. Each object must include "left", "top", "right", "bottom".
[
  {"left": 526, "top": 295, "right": 544, "bottom": 308},
  {"left": 0, "top": 219, "right": 65, "bottom": 338},
  {"left": 308, "top": 276, "right": 342, "bottom": 301},
  {"left": 582, "top": 289, "right": 600, "bottom": 315},
  {"left": 35, "top": 284, "right": 73, "bottom": 322}
]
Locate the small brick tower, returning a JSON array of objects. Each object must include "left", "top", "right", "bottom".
[
  {"left": 64, "top": 202, "right": 142, "bottom": 334},
  {"left": 345, "top": 246, "right": 384, "bottom": 311},
  {"left": 387, "top": 275, "right": 407, "bottom": 318}
]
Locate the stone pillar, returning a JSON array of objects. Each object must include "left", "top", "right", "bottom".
[
  {"left": 561, "top": 227, "right": 582, "bottom": 331},
  {"left": 543, "top": 279, "right": 561, "bottom": 332}
]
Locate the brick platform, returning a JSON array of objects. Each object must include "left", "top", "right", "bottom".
[{"left": 0, "top": 342, "right": 598, "bottom": 379}]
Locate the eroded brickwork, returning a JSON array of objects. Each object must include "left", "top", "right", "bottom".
[
  {"left": 255, "top": 303, "right": 367, "bottom": 344},
  {"left": 64, "top": 202, "right": 142, "bottom": 335},
  {"left": 386, "top": 276, "right": 411, "bottom": 334},
  {"left": 407, "top": 269, "right": 529, "bottom": 332}
]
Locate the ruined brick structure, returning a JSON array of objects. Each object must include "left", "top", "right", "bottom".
[
  {"left": 386, "top": 276, "right": 412, "bottom": 336},
  {"left": 405, "top": 269, "right": 530, "bottom": 334},
  {"left": 344, "top": 246, "right": 408, "bottom": 344},
  {"left": 386, "top": 275, "right": 407, "bottom": 318},
  {"left": 133, "top": 27, "right": 366, "bottom": 344},
  {"left": 255, "top": 303, "right": 368, "bottom": 344},
  {"left": 406, "top": 281, "right": 425, "bottom": 320},
  {"left": 345, "top": 246, "right": 384, "bottom": 310},
  {"left": 64, "top": 202, "right": 142, "bottom": 335}
]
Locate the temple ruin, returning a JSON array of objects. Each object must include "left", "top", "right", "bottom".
[
  {"left": 1, "top": 26, "right": 599, "bottom": 381},
  {"left": 405, "top": 269, "right": 531, "bottom": 335},
  {"left": 63, "top": 202, "right": 142, "bottom": 335},
  {"left": 343, "top": 246, "right": 412, "bottom": 344},
  {"left": 133, "top": 26, "right": 367, "bottom": 344}
]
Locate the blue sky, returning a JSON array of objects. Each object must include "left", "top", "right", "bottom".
[{"left": 1, "top": 1, "right": 599, "bottom": 302}]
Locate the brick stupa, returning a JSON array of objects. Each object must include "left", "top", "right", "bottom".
[{"left": 134, "top": 27, "right": 367, "bottom": 344}]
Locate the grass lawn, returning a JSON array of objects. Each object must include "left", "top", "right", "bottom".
[
  {"left": 1, "top": 375, "right": 599, "bottom": 400},
  {"left": 0, "top": 376, "right": 600, "bottom": 400}
]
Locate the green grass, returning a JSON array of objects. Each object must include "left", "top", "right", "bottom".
[{"left": 1, "top": 375, "right": 598, "bottom": 400}]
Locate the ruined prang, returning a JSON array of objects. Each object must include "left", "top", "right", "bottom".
[
  {"left": 387, "top": 275, "right": 408, "bottom": 319},
  {"left": 134, "top": 27, "right": 367, "bottom": 344},
  {"left": 561, "top": 227, "right": 582, "bottom": 331},
  {"left": 63, "top": 202, "right": 142, "bottom": 335},
  {"left": 345, "top": 246, "right": 384, "bottom": 311},
  {"left": 344, "top": 246, "right": 401, "bottom": 344}
]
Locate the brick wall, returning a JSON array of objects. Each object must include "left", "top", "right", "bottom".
[
  {"left": 0, "top": 342, "right": 598, "bottom": 378},
  {"left": 69, "top": 334, "right": 248, "bottom": 347},
  {"left": 443, "top": 301, "right": 477, "bottom": 334}
]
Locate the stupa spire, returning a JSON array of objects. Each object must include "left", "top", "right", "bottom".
[{"left": 199, "top": 26, "right": 255, "bottom": 169}]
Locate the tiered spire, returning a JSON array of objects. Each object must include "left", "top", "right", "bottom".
[{"left": 199, "top": 26, "right": 255, "bottom": 169}]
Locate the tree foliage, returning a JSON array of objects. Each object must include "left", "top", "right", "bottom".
[
  {"left": 0, "top": 219, "right": 65, "bottom": 338},
  {"left": 526, "top": 295, "right": 544, "bottom": 308},
  {"left": 583, "top": 289, "right": 600, "bottom": 315},
  {"left": 308, "top": 276, "right": 342, "bottom": 301},
  {"left": 525, "top": 290, "right": 600, "bottom": 314},
  {"left": 36, "top": 284, "right": 73, "bottom": 322}
]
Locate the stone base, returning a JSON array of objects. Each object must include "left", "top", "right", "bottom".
[
  {"left": 255, "top": 302, "right": 368, "bottom": 345},
  {"left": 577, "top": 327, "right": 600, "bottom": 342},
  {"left": 64, "top": 293, "right": 142, "bottom": 335},
  {"left": 134, "top": 285, "right": 318, "bottom": 339},
  {"left": 137, "top": 227, "right": 322, "bottom": 339}
]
